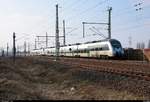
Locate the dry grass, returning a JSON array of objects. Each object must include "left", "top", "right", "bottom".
[{"left": 0, "top": 56, "right": 149, "bottom": 100}]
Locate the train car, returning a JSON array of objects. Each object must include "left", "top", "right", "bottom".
[
  {"left": 30, "top": 49, "right": 43, "bottom": 56},
  {"left": 31, "top": 39, "right": 124, "bottom": 58}
]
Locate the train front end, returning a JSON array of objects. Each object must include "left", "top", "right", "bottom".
[{"left": 110, "top": 39, "right": 124, "bottom": 58}]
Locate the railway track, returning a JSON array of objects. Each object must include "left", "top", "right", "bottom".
[
  {"left": 45, "top": 56, "right": 150, "bottom": 82},
  {"left": 58, "top": 59, "right": 150, "bottom": 81},
  {"left": 38, "top": 56, "right": 150, "bottom": 81},
  {"left": 58, "top": 57, "right": 150, "bottom": 73}
]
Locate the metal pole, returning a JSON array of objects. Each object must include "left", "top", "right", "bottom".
[
  {"left": 13, "top": 32, "right": 16, "bottom": 63},
  {"left": 2, "top": 49, "right": 4, "bottom": 57},
  {"left": 55, "top": 4, "right": 60, "bottom": 60},
  {"left": 24, "top": 41, "right": 26, "bottom": 56},
  {"left": 83, "top": 22, "right": 85, "bottom": 38},
  {"left": 46, "top": 32, "right": 48, "bottom": 48},
  {"left": 28, "top": 42, "right": 30, "bottom": 56},
  {"left": 7, "top": 43, "right": 9, "bottom": 56},
  {"left": 108, "top": 7, "right": 112, "bottom": 39},
  {"left": 18, "top": 45, "right": 20, "bottom": 56},
  {"left": 63, "top": 20, "right": 66, "bottom": 46},
  {"left": 38, "top": 36, "right": 39, "bottom": 49},
  {"left": 143, "top": 49, "right": 144, "bottom": 62},
  {"left": 35, "top": 39, "right": 37, "bottom": 50}
]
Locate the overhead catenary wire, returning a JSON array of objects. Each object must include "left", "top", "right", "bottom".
[
  {"left": 46, "top": 0, "right": 108, "bottom": 30},
  {"left": 27, "top": 0, "right": 109, "bottom": 45},
  {"left": 92, "top": 26, "right": 107, "bottom": 38},
  {"left": 64, "top": 0, "right": 109, "bottom": 22},
  {"left": 89, "top": 28, "right": 107, "bottom": 39},
  {"left": 49, "top": 0, "right": 149, "bottom": 39},
  {"left": 60, "top": 0, "right": 109, "bottom": 41},
  {"left": 25, "top": 0, "right": 150, "bottom": 48},
  {"left": 62, "top": 0, "right": 89, "bottom": 14}
]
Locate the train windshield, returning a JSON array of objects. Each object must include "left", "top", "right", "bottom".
[{"left": 110, "top": 40, "right": 122, "bottom": 48}]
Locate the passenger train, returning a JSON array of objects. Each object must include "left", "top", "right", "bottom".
[{"left": 31, "top": 39, "right": 124, "bottom": 59}]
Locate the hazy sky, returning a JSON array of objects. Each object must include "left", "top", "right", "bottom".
[{"left": 0, "top": 0, "right": 150, "bottom": 51}]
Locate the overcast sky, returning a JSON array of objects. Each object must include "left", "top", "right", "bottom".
[{"left": 0, "top": 0, "right": 150, "bottom": 51}]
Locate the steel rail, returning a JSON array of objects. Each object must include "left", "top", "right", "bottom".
[{"left": 58, "top": 59, "right": 150, "bottom": 81}]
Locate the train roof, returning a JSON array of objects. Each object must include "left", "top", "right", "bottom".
[
  {"left": 65, "top": 39, "right": 118, "bottom": 46},
  {"left": 33, "top": 39, "right": 120, "bottom": 51}
]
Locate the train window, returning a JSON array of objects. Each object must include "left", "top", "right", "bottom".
[
  {"left": 99, "top": 48, "right": 102, "bottom": 51},
  {"left": 83, "top": 50, "right": 85, "bottom": 53},
  {"left": 99, "top": 44, "right": 109, "bottom": 51},
  {"left": 84, "top": 49, "right": 88, "bottom": 53},
  {"left": 82, "top": 50, "right": 84, "bottom": 53},
  {"left": 69, "top": 48, "right": 72, "bottom": 52},
  {"left": 89, "top": 48, "right": 93, "bottom": 51},
  {"left": 78, "top": 50, "right": 81, "bottom": 53},
  {"left": 95, "top": 48, "right": 99, "bottom": 51},
  {"left": 104, "top": 44, "right": 109, "bottom": 50},
  {"left": 110, "top": 40, "right": 121, "bottom": 48},
  {"left": 75, "top": 50, "right": 78, "bottom": 53}
]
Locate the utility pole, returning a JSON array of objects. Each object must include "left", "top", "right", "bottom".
[
  {"left": 7, "top": 43, "right": 9, "bottom": 56},
  {"left": 108, "top": 7, "right": 112, "bottom": 39},
  {"left": 38, "top": 37, "right": 40, "bottom": 49},
  {"left": 35, "top": 39, "right": 37, "bottom": 50},
  {"left": 2, "top": 49, "right": 5, "bottom": 57},
  {"left": 82, "top": 7, "right": 112, "bottom": 39},
  {"left": 17, "top": 46, "right": 21, "bottom": 56},
  {"left": 46, "top": 32, "right": 48, "bottom": 48},
  {"left": 129, "top": 36, "right": 132, "bottom": 48},
  {"left": 28, "top": 42, "right": 30, "bottom": 55},
  {"left": 63, "top": 20, "right": 66, "bottom": 46},
  {"left": 24, "top": 41, "right": 26, "bottom": 56},
  {"left": 83, "top": 22, "right": 85, "bottom": 38},
  {"left": 13, "top": 32, "right": 16, "bottom": 63},
  {"left": 55, "top": 4, "right": 60, "bottom": 60}
]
